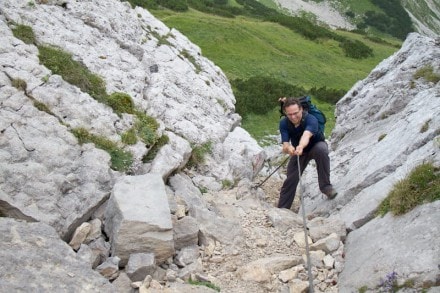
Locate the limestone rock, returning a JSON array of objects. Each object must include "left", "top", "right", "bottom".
[{"left": 104, "top": 174, "right": 174, "bottom": 266}]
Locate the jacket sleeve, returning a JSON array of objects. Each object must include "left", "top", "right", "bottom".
[
  {"left": 279, "top": 117, "right": 290, "bottom": 143},
  {"left": 304, "top": 114, "right": 319, "bottom": 137}
]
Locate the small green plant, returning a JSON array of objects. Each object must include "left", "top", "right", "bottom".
[
  {"left": 33, "top": 100, "right": 53, "bottom": 115},
  {"left": 142, "top": 134, "right": 169, "bottom": 163},
  {"left": 121, "top": 128, "right": 138, "bottom": 145},
  {"left": 106, "top": 92, "right": 135, "bottom": 116},
  {"left": 187, "top": 141, "right": 213, "bottom": 168},
  {"left": 358, "top": 285, "right": 368, "bottom": 293},
  {"left": 413, "top": 65, "right": 440, "bottom": 84},
  {"left": 41, "top": 75, "right": 50, "bottom": 82},
  {"left": 378, "top": 133, "right": 387, "bottom": 141},
  {"left": 222, "top": 179, "right": 233, "bottom": 189},
  {"left": 38, "top": 45, "right": 107, "bottom": 102},
  {"left": 377, "top": 162, "right": 440, "bottom": 216},
  {"left": 216, "top": 98, "right": 228, "bottom": 112},
  {"left": 134, "top": 111, "right": 159, "bottom": 146},
  {"left": 11, "top": 78, "right": 27, "bottom": 91},
  {"left": 71, "top": 127, "right": 133, "bottom": 172},
  {"left": 11, "top": 24, "right": 36, "bottom": 44},
  {"left": 180, "top": 49, "right": 201, "bottom": 73},
  {"left": 420, "top": 119, "right": 430, "bottom": 133},
  {"left": 198, "top": 186, "right": 208, "bottom": 194},
  {"left": 151, "top": 31, "right": 172, "bottom": 47},
  {"left": 188, "top": 278, "right": 220, "bottom": 292}
]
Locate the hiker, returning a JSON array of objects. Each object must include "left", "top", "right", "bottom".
[{"left": 278, "top": 97, "right": 337, "bottom": 209}]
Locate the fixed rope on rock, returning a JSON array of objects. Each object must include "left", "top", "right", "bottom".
[
  {"left": 297, "top": 155, "right": 314, "bottom": 293},
  {"left": 253, "top": 156, "right": 289, "bottom": 189}
]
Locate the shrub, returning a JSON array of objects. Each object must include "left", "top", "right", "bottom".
[
  {"left": 340, "top": 39, "right": 374, "bottom": 59},
  {"left": 11, "top": 24, "right": 36, "bottom": 45},
  {"left": 377, "top": 162, "right": 440, "bottom": 216},
  {"left": 232, "top": 76, "right": 305, "bottom": 117}
]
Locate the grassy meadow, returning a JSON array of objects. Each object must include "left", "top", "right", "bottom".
[{"left": 151, "top": 8, "right": 401, "bottom": 141}]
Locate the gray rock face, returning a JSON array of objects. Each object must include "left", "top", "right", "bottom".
[
  {"left": 0, "top": 74, "right": 112, "bottom": 241},
  {"left": 302, "top": 33, "right": 440, "bottom": 224},
  {"left": 104, "top": 174, "right": 174, "bottom": 266},
  {"left": 339, "top": 201, "right": 440, "bottom": 291},
  {"left": 298, "top": 33, "right": 440, "bottom": 291},
  {"left": 0, "top": 218, "right": 115, "bottom": 292}
]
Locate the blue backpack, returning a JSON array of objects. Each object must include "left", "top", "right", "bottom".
[
  {"left": 280, "top": 96, "right": 327, "bottom": 136},
  {"left": 299, "top": 96, "right": 326, "bottom": 135}
]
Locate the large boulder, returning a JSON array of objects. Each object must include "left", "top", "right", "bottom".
[
  {"left": 0, "top": 218, "right": 115, "bottom": 292},
  {"left": 104, "top": 174, "right": 174, "bottom": 266}
]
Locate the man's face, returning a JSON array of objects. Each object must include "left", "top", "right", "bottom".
[{"left": 285, "top": 104, "right": 303, "bottom": 125}]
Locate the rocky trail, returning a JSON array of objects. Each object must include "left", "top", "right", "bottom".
[{"left": 188, "top": 175, "right": 342, "bottom": 293}]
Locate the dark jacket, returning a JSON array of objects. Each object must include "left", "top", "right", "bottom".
[{"left": 279, "top": 113, "right": 324, "bottom": 153}]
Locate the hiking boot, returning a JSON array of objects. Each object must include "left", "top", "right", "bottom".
[{"left": 324, "top": 188, "right": 338, "bottom": 200}]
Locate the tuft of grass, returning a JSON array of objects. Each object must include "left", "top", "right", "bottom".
[
  {"left": 413, "top": 65, "right": 440, "bottom": 84},
  {"left": 188, "top": 278, "right": 220, "bottom": 292},
  {"left": 38, "top": 45, "right": 108, "bottom": 102},
  {"left": 180, "top": 49, "right": 201, "bottom": 73},
  {"left": 222, "top": 179, "right": 233, "bottom": 190},
  {"left": 11, "top": 78, "right": 27, "bottom": 91},
  {"left": 134, "top": 111, "right": 159, "bottom": 147},
  {"left": 121, "top": 128, "right": 138, "bottom": 145},
  {"left": 377, "top": 162, "right": 440, "bottom": 216},
  {"left": 187, "top": 141, "right": 213, "bottom": 168},
  {"left": 11, "top": 24, "right": 36, "bottom": 45},
  {"left": 33, "top": 100, "right": 54, "bottom": 115},
  {"left": 420, "top": 119, "right": 430, "bottom": 133},
  {"left": 106, "top": 92, "right": 135, "bottom": 116},
  {"left": 378, "top": 133, "right": 387, "bottom": 141},
  {"left": 71, "top": 127, "right": 133, "bottom": 172},
  {"left": 142, "top": 134, "right": 169, "bottom": 163}
]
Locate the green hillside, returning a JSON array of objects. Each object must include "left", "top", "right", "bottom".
[{"left": 146, "top": 5, "right": 401, "bottom": 142}]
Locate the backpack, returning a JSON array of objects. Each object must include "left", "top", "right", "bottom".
[{"left": 279, "top": 96, "right": 327, "bottom": 136}]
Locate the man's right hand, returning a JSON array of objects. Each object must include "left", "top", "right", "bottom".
[{"left": 283, "top": 144, "right": 295, "bottom": 156}]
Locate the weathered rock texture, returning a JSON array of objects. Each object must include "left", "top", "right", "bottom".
[
  {"left": 300, "top": 33, "right": 440, "bottom": 291},
  {"left": 0, "top": 0, "right": 439, "bottom": 292},
  {"left": 0, "top": 217, "right": 116, "bottom": 292}
]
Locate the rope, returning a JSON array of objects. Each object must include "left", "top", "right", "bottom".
[
  {"left": 297, "top": 155, "right": 314, "bottom": 292},
  {"left": 253, "top": 156, "right": 289, "bottom": 189}
]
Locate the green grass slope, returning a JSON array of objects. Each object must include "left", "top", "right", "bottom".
[{"left": 151, "top": 8, "right": 400, "bottom": 141}]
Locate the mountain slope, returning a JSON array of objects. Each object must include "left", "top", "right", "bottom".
[{"left": 272, "top": 0, "right": 440, "bottom": 37}]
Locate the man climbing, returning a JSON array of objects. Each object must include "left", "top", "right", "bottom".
[{"left": 278, "top": 97, "right": 337, "bottom": 209}]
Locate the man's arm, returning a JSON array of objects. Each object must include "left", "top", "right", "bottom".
[{"left": 295, "top": 130, "right": 313, "bottom": 156}]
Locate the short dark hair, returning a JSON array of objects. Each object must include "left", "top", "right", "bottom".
[{"left": 282, "top": 97, "right": 302, "bottom": 110}]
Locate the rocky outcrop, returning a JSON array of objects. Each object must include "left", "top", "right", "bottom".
[
  {"left": 0, "top": 217, "right": 116, "bottom": 292},
  {"left": 299, "top": 32, "right": 440, "bottom": 291}
]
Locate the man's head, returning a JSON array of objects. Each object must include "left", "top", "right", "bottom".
[{"left": 283, "top": 97, "right": 303, "bottom": 125}]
